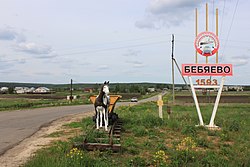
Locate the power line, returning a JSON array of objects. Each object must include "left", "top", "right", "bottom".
[
  {"left": 221, "top": 0, "right": 240, "bottom": 57},
  {"left": 219, "top": 0, "right": 226, "bottom": 38},
  {"left": 57, "top": 40, "right": 170, "bottom": 56},
  {"left": 56, "top": 34, "right": 171, "bottom": 52}
]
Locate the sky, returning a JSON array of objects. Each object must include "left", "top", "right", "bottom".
[{"left": 0, "top": 0, "right": 249, "bottom": 85}]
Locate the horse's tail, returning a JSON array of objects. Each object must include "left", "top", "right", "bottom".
[{"left": 93, "top": 105, "right": 98, "bottom": 122}]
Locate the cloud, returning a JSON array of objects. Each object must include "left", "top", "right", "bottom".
[
  {"left": 0, "top": 29, "right": 17, "bottom": 40},
  {"left": 135, "top": 18, "right": 156, "bottom": 29},
  {"left": 227, "top": 55, "right": 249, "bottom": 66},
  {"left": 123, "top": 49, "right": 141, "bottom": 57},
  {"left": 0, "top": 59, "right": 25, "bottom": 75},
  {"left": 0, "top": 28, "right": 26, "bottom": 42},
  {"left": 126, "top": 60, "right": 146, "bottom": 68},
  {"left": 136, "top": 0, "right": 204, "bottom": 29},
  {"left": 15, "top": 42, "right": 52, "bottom": 55},
  {"left": 0, "top": 27, "right": 53, "bottom": 57},
  {"left": 98, "top": 65, "right": 109, "bottom": 70}
]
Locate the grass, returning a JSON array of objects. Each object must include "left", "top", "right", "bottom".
[
  {"left": 0, "top": 98, "right": 88, "bottom": 111},
  {"left": 24, "top": 98, "right": 250, "bottom": 167},
  {"left": 0, "top": 92, "right": 157, "bottom": 111}
]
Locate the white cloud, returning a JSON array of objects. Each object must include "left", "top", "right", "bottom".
[
  {"left": 135, "top": 18, "right": 156, "bottom": 29},
  {"left": 227, "top": 55, "right": 249, "bottom": 67},
  {"left": 95, "top": 65, "right": 109, "bottom": 72},
  {"left": 15, "top": 42, "right": 52, "bottom": 55},
  {"left": 123, "top": 49, "right": 141, "bottom": 57},
  {"left": 126, "top": 60, "right": 146, "bottom": 68},
  {"left": 136, "top": 0, "right": 204, "bottom": 29}
]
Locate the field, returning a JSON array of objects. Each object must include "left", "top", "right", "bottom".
[
  {"left": 23, "top": 92, "right": 250, "bottom": 167},
  {"left": 0, "top": 91, "right": 91, "bottom": 111},
  {"left": 0, "top": 90, "right": 153, "bottom": 111},
  {"left": 174, "top": 90, "right": 250, "bottom": 103}
]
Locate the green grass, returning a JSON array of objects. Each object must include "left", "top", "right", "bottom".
[
  {"left": 0, "top": 98, "right": 87, "bottom": 111},
  {"left": 24, "top": 100, "right": 250, "bottom": 167}
]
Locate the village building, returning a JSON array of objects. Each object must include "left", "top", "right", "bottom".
[{"left": 33, "top": 87, "right": 51, "bottom": 94}]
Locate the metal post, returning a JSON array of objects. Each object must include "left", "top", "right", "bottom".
[
  {"left": 70, "top": 79, "right": 73, "bottom": 102},
  {"left": 216, "top": 8, "right": 219, "bottom": 64},
  {"left": 171, "top": 34, "right": 175, "bottom": 104},
  {"left": 189, "top": 76, "right": 204, "bottom": 126},
  {"left": 195, "top": 8, "right": 198, "bottom": 64},
  {"left": 206, "top": 3, "right": 209, "bottom": 64},
  {"left": 208, "top": 76, "right": 225, "bottom": 127}
]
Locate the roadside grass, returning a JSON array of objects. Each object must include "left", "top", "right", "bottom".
[
  {"left": 24, "top": 101, "right": 250, "bottom": 167},
  {"left": 0, "top": 92, "right": 157, "bottom": 111},
  {"left": 0, "top": 96, "right": 91, "bottom": 112}
]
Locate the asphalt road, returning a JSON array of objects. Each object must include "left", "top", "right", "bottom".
[{"left": 0, "top": 94, "right": 160, "bottom": 155}]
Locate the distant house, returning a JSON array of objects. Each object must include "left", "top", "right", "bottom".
[
  {"left": 228, "top": 86, "right": 243, "bottom": 91},
  {"left": 147, "top": 88, "right": 155, "bottom": 92},
  {"left": 214, "top": 85, "right": 244, "bottom": 92},
  {"left": 163, "top": 88, "right": 169, "bottom": 91},
  {"left": 15, "top": 87, "right": 28, "bottom": 94},
  {"left": 83, "top": 88, "right": 94, "bottom": 93},
  {"left": 15, "top": 87, "right": 36, "bottom": 94},
  {"left": 0, "top": 87, "right": 9, "bottom": 93},
  {"left": 33, "top": 87, "right": 51, "bottom": 94},
  {"left": 174, "top": 87, "right": 182, "bottom": 91}
]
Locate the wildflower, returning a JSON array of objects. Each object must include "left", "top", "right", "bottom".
[
  {"left": 152, "top": 150, "right": 168, "bottom": 166},
  {"left": 176, "top": 137, "right": 197, "bottom": 151}
]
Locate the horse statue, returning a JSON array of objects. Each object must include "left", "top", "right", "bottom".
[{"left": 94, "top": 81, "right": 110, "bottom": 131}]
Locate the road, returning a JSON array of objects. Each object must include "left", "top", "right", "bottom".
[{"left": 0, "top": 94, "right": 161, "bottom": 155}]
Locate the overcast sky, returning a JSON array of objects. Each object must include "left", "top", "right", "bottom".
[{"left": 0, "top": 0, "right": 249, "bottom": 85}]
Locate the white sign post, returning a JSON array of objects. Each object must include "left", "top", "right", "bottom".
[
  {"left": 188, "top": 76, "right": 226, "bottom": 128},
  {"left": 157, "top": 95, "right": 163, "bottom": 119}
]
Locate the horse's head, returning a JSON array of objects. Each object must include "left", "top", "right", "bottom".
[{"left": 102, "top": 81, "right": 109, "bottom": 95}]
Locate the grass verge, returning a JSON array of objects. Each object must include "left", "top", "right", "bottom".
[{"left": 24, "top": 101, "right": 250, "bottom": 167}]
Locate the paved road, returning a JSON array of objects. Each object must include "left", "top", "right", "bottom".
[{"left": 0, "top": 94, "right": 161, "bottom": 155}]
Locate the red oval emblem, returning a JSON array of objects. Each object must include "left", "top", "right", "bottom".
[{"left": 194, "top": 31, "right": 219, "bottom": 57}]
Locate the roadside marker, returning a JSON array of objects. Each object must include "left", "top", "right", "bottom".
[{"left": 157, "top": 95, "right": 163, "bottom": 119}]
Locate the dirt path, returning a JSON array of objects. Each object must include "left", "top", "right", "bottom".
[{"left": 0, "top": 111, "right": 93, "bottom": 167}]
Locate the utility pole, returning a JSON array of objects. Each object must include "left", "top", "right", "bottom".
[
  {"left": 70, "top": 79, "right": 73, "bottom": 102},
  {"left": 171, "top": 34, "right": 175, "bottom": 104}
]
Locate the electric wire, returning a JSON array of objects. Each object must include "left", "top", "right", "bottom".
[
  {"left": 221, "top": 0, "right": 240, "bottom": 57},
  {"left": 219, "top": 0, "right": 226, "bottom": 38},
  {"left": 57, "top": 34, "right": 171, "bottom": 52},
  {"left": 58, "top": 40, "right": 170, "bottom": 56}
]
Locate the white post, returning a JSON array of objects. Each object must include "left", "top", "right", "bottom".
[
  {"left": 189, "top": 76, "right": 204, "bottom": 126},
  {"left": 158, "top": 95, "right": 163, "bottom": 119},
  {"left": 208, "top": 76, "right": 225, "bottom": 127}
]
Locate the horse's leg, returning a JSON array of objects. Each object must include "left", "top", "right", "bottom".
[
  {"left": 96, "top": 107, "right": 100, "bottom": 130},
  {"left": 100, "top": 107, "right": 103, "bottom": 128},
  {"left": 104, "top": 107, "right": 108, "bottom": 131}
]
